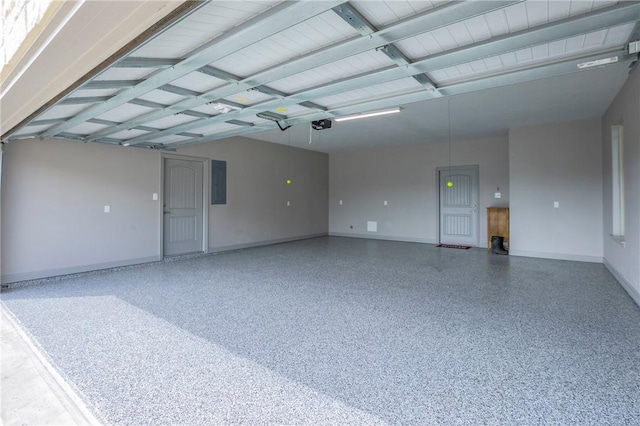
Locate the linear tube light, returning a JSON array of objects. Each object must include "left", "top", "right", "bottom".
[
  {"left": 577, "top": 56, "right": 618, "bottom": 69},
  {"left": 335, "top": 107, "right": 401, "bottom": 122}
]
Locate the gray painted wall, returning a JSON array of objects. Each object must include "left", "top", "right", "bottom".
[
  {"left": 1, "top": 138, "right": 162, "bottom": 283},
  {"left": 602, "top": 68, "right": 640, "bottom": 305},
  {"left": 328, "top": 137, "right": 509, "bottom": 247},
  {"left": 177, "top": 136, "right": 329, "bottom": 252},
  {"left": 508, "top": 119, "right": 603, "bottom": 262},
  {"left": 1, "top": 136, "right": 329, "bottom": 283}
]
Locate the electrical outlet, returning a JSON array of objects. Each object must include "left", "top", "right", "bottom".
[
  {"left": 104, "top": 205, "right": 111, "bottom": 213},
  {"left": 554, "top": 201, "right": 559, "bottom": 208}
]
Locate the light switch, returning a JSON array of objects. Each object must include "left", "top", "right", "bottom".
[
  {"left": 339, "top": 200, "right": 343, "bottom": 205},
  {"left": 104, "top": 205, "right": 111, "bottom": 213},
  {"left": 554, "top": 201, "right": 559, "bottom": 208},
  {"left": 287, "top": 201, "right": 291, "bottom": 207},
  {"left": 152, "top": 193, "right": 158, "bottom": 201},
  {"left": 494, "top": 192, "right": 502, "bottom": 199},
  {"left": 384, "top": 200, "right": 388, "bottom": 206}
]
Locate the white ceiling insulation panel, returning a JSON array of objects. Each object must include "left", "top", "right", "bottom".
[
  {"left": 186, "top": 121, "right": 240, "bottom": 136},
  {"left": 132, "top": 1, "right": 279, "bottom": 59},
  {"left": 268, "top": 50, "right": 395, "bottom": 94},
  {"left": 169, "top": 71, "right": 226, "bottom": 94},
  {"left": 224, "top": 90, "right": 273, "bottom": 107},
  {"left": 350, "top": 0, "right": 446, "bottom": 27},
  {"left": 69, "top": 89, "right": 121, "bottom": 98},
  {"left": 314, "top": 77, "right": 423, "bottom": 110},
  {"left": 209, "top": 10, "right": 358, "bottom": 77},
  {"left": 12, "top": 124, "right": 56, "bottom": 136},
  {"left": 4, "top": 0, "right": 637, "bottom": 150},
  {"left": 188, "top": 104, "right": 217, "bottom": 115},
  {"left": 109, "top": 129, "right": 151, "bottom": 140},
  {"left": 65, "top": 122, "right": 111, "bottom": 136},
  {"left": 267, "top": 104, "right": 314, "bottom": 117},
  {"left": 97, "top": 67, "right": 158, "bottom": 81},
  {"left": 430, "top": 24, "right": 635, "bottom": 85},
  {"left": 37, "top": 104, "right": 93, "bottom": 121},
  {"left": 94, "top": 104, "right": 155, "bottom": 123},
  {"left": 143, "top": 113, "right": 200, "bottom": 130},
  {"left": 138, "top": 90, "right": 187, "bottom": 106}
]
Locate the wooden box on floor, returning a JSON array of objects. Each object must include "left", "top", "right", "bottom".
[{"left": 487, "top": 207, "right": 509, "bottom": 250}]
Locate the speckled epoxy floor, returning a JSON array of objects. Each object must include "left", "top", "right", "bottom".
[{"left": 2, "top": 236, "right": 639, "bottom": 425}]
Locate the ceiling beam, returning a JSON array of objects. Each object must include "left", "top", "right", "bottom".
[
  {"left": 180, "top": 110, "right": 212, "bottom": 119},
  {"left": 84, "top": 80, "right": 143, "bottom": 89},
  {"left": 240, "top": 1, "right": 519, "bottom": 87},
  {"left": 298, "top": 101, "right": 328, "bottom": 111},
  {"left": 114, "top": 57, "right": 181, "bottom": 68},
  {"left": 59, "top": 96, "right": 110, "bottom": 105},
  {"left": 39, "top": 0, "right": 346, "bottom": 138},
  {"left": 0, "top": 0, "right": 206, "bottom": 142},
  {"left": 168, "top": 50, "right": 635, "bottom": 147},
  {"left": 331, "top": 3, "right": 375, "bottom": 36},
  {"left": 333, "top": 3, "right": 439, "bottom": 93},
  {"left": 117, "top": 1, "right": 640, "bottom": 144},
  {"left": 128, "top": 98, "right": 167, "bottom": 109},
  {"left": 82, "top": 1, "right": 518, "bottom": 143},
  {"left": 30, "top": 117, "right": 69, "bottom": 126},
  {"left": 159, "top": 84, "right": 203, "bottom": 98},
  {"left": 197, "top": 65, "right": 240, "bottom": 83},
  {"left": 225, "top": 119, "right": 254, "bottom": 127}
]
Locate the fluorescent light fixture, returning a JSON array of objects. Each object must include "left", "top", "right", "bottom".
[
  {"left": 335, "top": 107, "right": 401, "bottom": 122},
  {"left": 577, "top": 56, "right": 618, "bottom": 69}
]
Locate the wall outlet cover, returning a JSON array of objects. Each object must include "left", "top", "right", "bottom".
[
  {"left": 494, "top": 192, "right": 501, "bottom": 199},
  {"left": 367, "top": 221, "right": 378, "bottom": 232}
]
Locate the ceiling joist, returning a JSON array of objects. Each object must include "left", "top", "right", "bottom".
[{"left": 3, "top": 0, "right": 639, "bottom": 148}]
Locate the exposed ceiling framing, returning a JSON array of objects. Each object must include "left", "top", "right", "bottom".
[{"left": 3, "top": 0, "right": 640, "bottom": 150}]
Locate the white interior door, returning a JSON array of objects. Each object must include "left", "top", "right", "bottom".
[
  {"left": 163, "top": 158, "right": 204, "bottom": 256},
  {"left": 439, "top": 166, "right": 479, "bottom": 246}
]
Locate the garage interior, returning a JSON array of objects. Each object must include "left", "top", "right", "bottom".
[{"left": 1, "top": 0, "right": 640, "bottom": 424}]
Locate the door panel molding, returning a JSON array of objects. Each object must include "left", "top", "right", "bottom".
[
  {"left": 161, "top": 154, "right": 208, "bottom": 256},
  {"left": 437, "top": 165, "right": 479, "bottom": 246}
]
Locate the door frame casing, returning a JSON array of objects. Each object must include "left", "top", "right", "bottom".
[
  {"left": 160, "top": 153, "right": 209, "bottom": 257},
  {"left": 436, "top": 164, "right": 480, "bottom": 246}
]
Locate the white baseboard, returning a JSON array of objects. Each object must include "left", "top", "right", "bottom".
[
  {"left": 1, "top": 235, "right": 329, "bottom": 285},
  {"left": 509, "top": 250, "right": 603, "bottom": 263},
  {"left": 603, "top": 259, "right": 640, "bottom": 307},
  {"left": 209, "top": 233, "right": 328, "bottom": 253},
  {"left": 1, "top": 256, "right": 162, "bottom": 285},
  {"left": 329, "top": 232, "right": 438, "bottom": 245}
]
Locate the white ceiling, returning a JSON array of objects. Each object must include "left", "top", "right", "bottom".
[
  {"left": 248, "top": 61, "right": 631, "bottom": 153},
  {"left": 2, "top": 0, "right": 639, "bottom": 154}
]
